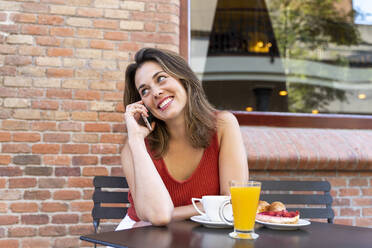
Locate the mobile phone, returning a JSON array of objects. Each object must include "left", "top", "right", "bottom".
[{"left": 141, "top": 109, "right": 154, "bottom": 131}]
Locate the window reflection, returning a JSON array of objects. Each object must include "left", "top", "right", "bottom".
[{"left": 190, "top": 0, "right": 372, "bottom": 115}]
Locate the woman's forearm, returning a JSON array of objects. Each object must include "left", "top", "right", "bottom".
[
  {"left": 128, "top": 137, "right": 174, "bottom": 225},
  {"left": 171, "top": 203, "right": 203, "bottom": 221}
]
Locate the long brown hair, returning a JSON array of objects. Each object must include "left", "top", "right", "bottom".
[{"left": 124, "top": 48, "right": 216, "bottom": 157}]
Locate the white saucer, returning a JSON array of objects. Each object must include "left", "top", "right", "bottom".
[
  {"left": 255, "top": 219, "right": 311, "bottom": 230},
  {"left": 190, "top": 215, "right": 233, "bottom": 229}
]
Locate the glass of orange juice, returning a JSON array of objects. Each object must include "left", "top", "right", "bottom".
[{"left": 219, "top": 181, "right": 261, "bottom": 239}]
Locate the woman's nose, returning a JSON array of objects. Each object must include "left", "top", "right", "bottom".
[{"left": 153, "top": 87, "right": 163, "bottom": 98}]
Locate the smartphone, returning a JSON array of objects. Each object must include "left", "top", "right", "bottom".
[{"left": 141, "top": 108, "right": 154, "bottom": 131}]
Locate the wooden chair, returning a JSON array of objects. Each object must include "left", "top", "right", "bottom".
[
  {"left": 258, "top": 180, "right": 334, "bottom": 223},
  {"left": 92, "top": 176, "right": 129, "bottom": 235}
]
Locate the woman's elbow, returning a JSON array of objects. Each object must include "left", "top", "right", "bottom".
[{"left": 148, "top": 206, "right": 173, "bottom": 226}]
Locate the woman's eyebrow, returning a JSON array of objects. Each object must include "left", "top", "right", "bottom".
[{"left": 136, "top": 70, "right": 164, "bottom": 92}]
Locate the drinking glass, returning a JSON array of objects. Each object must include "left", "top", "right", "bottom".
[{"left": 219, "top": 181, "right": 261, "bottom": 239}]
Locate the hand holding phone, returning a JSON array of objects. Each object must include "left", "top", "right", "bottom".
[{"left": 141, "top": 113, "right": 153, "bottom": 131}]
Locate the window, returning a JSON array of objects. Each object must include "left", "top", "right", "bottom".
[{"left": 190, "top": 0, "right": 372, "bottom": 116}]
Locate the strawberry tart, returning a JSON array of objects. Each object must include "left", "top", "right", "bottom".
[{"left": 256, "top": 210, "right": 300, "bottom": 224}]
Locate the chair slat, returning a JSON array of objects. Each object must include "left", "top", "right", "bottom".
[
  {"left": 93, "top": 191, "right": 128, "bottom": 204},
  {"left": 286, "top": 208, "right": 335, "bottom": 219},
  {"left": 93, "top": 176, "right": 128, "bottom": 188},
  {"left": 260, "top": 180, "right": 331, "bottom": 192},
  {"left": 92, "top": 207, "right": 127, "bottom": 219},
  {"left": 260, "top": 194, "right": 333, "bottom": 205}
]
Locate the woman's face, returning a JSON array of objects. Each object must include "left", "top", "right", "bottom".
[{"left": 134, "top": 61, "right": 187, "bottom": 122}]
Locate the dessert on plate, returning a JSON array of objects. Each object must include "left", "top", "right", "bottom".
[{"left": 256, "top": 200, "right": 300, "bottom": 224}]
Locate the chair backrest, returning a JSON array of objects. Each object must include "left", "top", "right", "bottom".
[
  {"left": 92, "top": 176, "right": 129, "bottom": 233},
  {"left": 258, "top": 180, "right": 334, "bottom": 223}
]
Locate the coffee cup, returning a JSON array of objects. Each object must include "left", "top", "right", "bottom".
[{"left": 191, "top": 195, "right": 232, "bottom": 222}]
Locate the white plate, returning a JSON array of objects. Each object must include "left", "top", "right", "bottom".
[
  {"left": 255, "top": 219, "right": 311, "bottom": 230},
  {"left": 190, "top": 215, "right": 233, "bottom": 229}
]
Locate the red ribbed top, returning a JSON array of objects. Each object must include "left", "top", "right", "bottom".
[{"left": 127, "top": 132, "right": 220, "bottom": 221}]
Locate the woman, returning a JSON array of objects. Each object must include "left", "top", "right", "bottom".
[{"left": 117, "top": 48, "right": 248, "bottom": 230}]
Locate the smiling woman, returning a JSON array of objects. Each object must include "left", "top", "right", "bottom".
[{"left": 117, "top": 48, "right": 249, "bottom": 229}]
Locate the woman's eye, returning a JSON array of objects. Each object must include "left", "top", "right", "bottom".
[
  {"left": 157, "top": 75, "right": 166, "bottom": 82},
  {"left": 141, "top": 88, "right": 149, "bottom": 96}
]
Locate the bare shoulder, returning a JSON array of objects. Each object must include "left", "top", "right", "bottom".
[{"left": 216, "top": 110, "right": 239, "bottom": 128}]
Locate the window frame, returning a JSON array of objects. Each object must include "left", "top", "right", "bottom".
[{"left": 180, "top": 0, "right": 372, "bottom": 129}]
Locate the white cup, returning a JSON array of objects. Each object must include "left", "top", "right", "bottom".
[{"left": 191, "top": 195, "right": 232, "bottom": 222}]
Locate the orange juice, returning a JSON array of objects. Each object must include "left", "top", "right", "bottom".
[{"left": 230, "top": 186, "right": 260, "bottom": 231}]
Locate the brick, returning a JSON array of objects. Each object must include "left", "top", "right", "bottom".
[
  {"left": 90, "top": 40, "right": 115, "bottom": 50},
  {"left": 111, "top": 167, "right": 124, "bottom": 177},
  {"left": 339, "top": 188, "right": 360, "bottom": 197},
  {"left": 0, "top": 132, "right": 11, "bottom": 142},
  {"left": 5, "top": 55, "right": 32, "bottom": 66},
  {"left": 0, "top": 216, "right": 19, "bottom": 225},
  {"left": 90, "top": 80, "right": 116, "bottom": 90},
  {"left": 36, "top": 57, "right": 62, "bottom": 67},
  {"left": 91, "top": 144, "right": 117, "bottom": 154},
  {"left": 41, "top": 111, "right": 69, "bottom": 121},
  {"left": 99, "top": 112, "right": 123, "bottom": 122},
  {"left": 48, "top": 48, "right": 73, "bottom": 57},
  {"left": 71, "top": 112, "right": 97, "bottom": 121},
  {"left": 361, "top": 188, "right": 372, "bottom": 196},
  {"left": 104, "top": 31, "right": 128, "bottom": 40},
  {"left": 32, "top": 100, "right": 59, "bottom": 110},
  {"left": 18, "top": 88, "right": 44, "bottom": 98},
  {"left": 1, "top": 119, "right": 28, "bottom": 131},
  {"left": 43, "top": 133, "right": 70, "bottom": 143},
  {"left": 85, "top": 123, "right": 111, "bottom": 132},
  {"left": 69, "top": 224, "right": 94, "bottom": 235},
  {"left": 7, "top": 35, "right": 33, "bottom": 45},
  {"left": 0, "top": 66, "right": 16, "bottom": 76},
  {"left": 13, "top": 155, "right": 41, "bottom": 165},
  {"left": 0, "top": 45, "right": 17, "bottom": 54},
  {"left": 13, "top": 109, "right": 41, "bottom": 120},
  {"left": 62, "top": 79, "right": 88, "bottom": 89},
  {"left": 90, "top": 101, "right": 116, "bottom": 111},
  {"left": 2, "top": 144, "right": 31, "bottom": 153},
  {"left": 61, "top": 101, "right": 88, "bottom": 111},
  {"left": 63, "top": 38, "right": 90, "bottom": 48},
  {"left": 53, "top": 237, "right": 79, "bottom": 248},
  {"left": 0, "top": 167, "right": 22, "bottom": 177},
  {"left": 362, "top": 208, "right": 372, "bottom": 216},
  {"left": 120, "top": 21, "right": 144, "bottom": 30},
  {"left": 24, "top": 190, "right": 51, "bottom": 200},
  {"left": 82, "top": 167, "right": 108, "bottom": 176},
  {"left": 72, "top": 156, "right": 98, "bottom": 166},
  {"left": 58, "top": 122, "right": 82, "bottom": 131},
  {"left": 36, "top": 36, "right": 61, "bottom": 46},
  {"left": 75, "top": 90, "right": 100, "bottom": 100},
  {"left": 4, "top": 76, "right": 32, "bottom": 87},
  {"left": 50, "top": 27, "right": 74, "bottom": 37},
  {"left": 76, "top": 28, "right": 103, "bottom": 39},
  {"left": 34, "top": 79, "right": 61, "bottom": 88},
  {"left": 0, "top": 87, "right": 17, "bottom": 97},
  {"left": 121, "top": 1, "right": 145, "bottom": 11},
  {"left": 31, "top": 122, "right": 57, "bottom": 131},
  {"left": 77, "top": 7, "right": 103, "bottom": 17},
  {"left": 21, "top": 215, "right": 49, "bottom": 225},
  {"left": 55, "top": 167, "right": 80, "bottom": 177},
  {"left": 76, "top": 48, "right": 101, "bottom": 58},
  {"left": 101, "top": 156, "right": 121, "bottom": 165},
  {"left": 47, "top": 68, "right": 74, "bottom": 78},
  {"left": 25, "top": 167, "right": 53, "bottom": 176},
  {"left": 9, "top": 178, "right": 37, "bottom": 188},
  {"left": 41, "top": 202, "right": 68, "bottom": 212},
  {"left": 19, "top": 66, "right": 46, "bottom": 77},
  {"left": 102, "top": 71, "right": 124, "bottom": 80},
  {"left": 22, "top": 3, "right": 49, "bottom": 13},
  {"left": 355, "top": 217, "right": 372, "bottom": 227},
  {"left": 18, "top": 46, "right": 44, "bottom": 56},
  {"left": 0, "top": 240, "right": 18, "bottom": 248},
  {"left": 50, "top": 5, "right": 76, "bottom": 15},
  {"left": 349, "top": 178, "right": 368, "bottom": 186},
  {"left": 46, "top": 89, "right": 73, "bottom": 99},
  {"left": 70, "top": 201, "right": 93, "bottom": 212},
  {"left": 101, "top": 134, "right": 126, "bottom": 144},
  {"left": 38, "top": 15, "right": 64, "bottom": 25},
  {"left": 76, "top": 69, "right": 101, "bottom": 79},
  {"left": 38, "top": 178, "right": 65, "bottom": 188},
  {"left": 66, "top": 17, "right": 92, "bottom": 27},
  {"left": 9, "top": 227, "right": 36, "bottom": 237},
  {"left": 95, "top": 0, "right": 119, "bottom": 8},
  {"left": 10, "top": 203, "right": 38, "bottom": 213},
  {"left": 21, "top": 24, "right": 48, "bottom": 35},
  {"left": 94, "top": 19, "right": 119, "bottom": 30},
  {"left": 72, "top": 133, "right": 99, "bottom": 143},
  {"left": 0, "top": 24, "right": 17, "bottom": 33},
  {"left": 352, "top": 198, "right": 372, "bottom": 206},
  {"left": 39, "top": 226, "right": 66, "bottom": 236},
  {"left": 67, "top": 177, "right": 93, "bottom": 188},
  {"left": 52, "top": 214, "right": 79, "bottom": 224},
  {"left": 22, "top": 238, "right": 51, "bottom": 248},
  {"left": 105, "top": 9, "right": 129, "bottom": 20},
  {"left": 32, "top": 144, "right": 60, "bottom": 154},
  {"left": 0, "top": 155, "right": 11, "bottom": 165},
  {"left": 13, "top": 132, "right": 40, "bottom": 142},
  {"left": 62, "top": 144, "right": 89, "bottom": 154},
  {"left": 53, "top": 190, "right": 81, "bottom": 200},
  {"left": 11, "top": 13, "right": 37, "bottom": 23},
  {"left": 144, "top": 22, "right": 156, "bottom": 32}
]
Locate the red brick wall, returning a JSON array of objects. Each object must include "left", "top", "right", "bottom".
[{"left": 0, "top": 0, "right": 180, "bottom": 247}]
